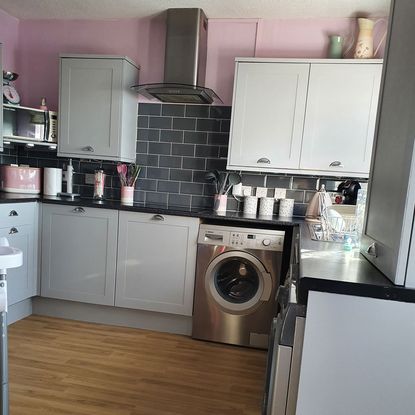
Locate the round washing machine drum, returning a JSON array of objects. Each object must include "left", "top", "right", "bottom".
[{"left": 205, "top": 251, "right": 272, "bottom": 313}]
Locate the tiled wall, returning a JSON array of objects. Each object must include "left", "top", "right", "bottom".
[{"left": 7, "top": 102, "right": 366, "bottom": 216}]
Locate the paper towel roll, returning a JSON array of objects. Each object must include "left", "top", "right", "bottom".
[{"left": 43, "top": 168, "right": 62, "bottom": 196}]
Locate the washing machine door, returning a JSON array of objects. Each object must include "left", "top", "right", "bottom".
[{"left": 205, "top": 251, "right": 273, "bottom": 313}]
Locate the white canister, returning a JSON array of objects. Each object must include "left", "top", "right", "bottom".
[
  {"left": 43, "top": 167, "right": 62, "bottom": 196},
  {"left": 259, "top": 197, "right": 275, "bottom": 216},
  {"left": 243, "top": 196, "right": 258, "bottom": 215},
  {"left": 279, "top": 198, "right": 295, "bottom": 217}
]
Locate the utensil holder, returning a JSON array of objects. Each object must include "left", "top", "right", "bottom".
[
  {"left": 279, "top": 198, "right": 295, "bottom": 217},
  {"left": 214, "top": 194, "right": 227, "bottom": 212},
  {"left": 243, "top": 196, "right": 258, "bottom": 215},
  {"left": 259, "top": 197, "right": 275, "bottom": 216},
  {"left": 121, "top": 186, "right": 134, "bottom": 205}
]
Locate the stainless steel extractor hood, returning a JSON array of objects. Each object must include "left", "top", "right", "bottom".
[{"left": 132, "top": 8, "right": 221, "bottom": 104}]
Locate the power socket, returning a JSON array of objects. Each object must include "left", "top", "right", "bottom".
[
  {"left": 241, "top": 186, "right": 252, "bottom": 196},
  {"left": 255, "top": 187, "right": 268, "bottom": 198},
  {"left": 274, "top": 188, "right": 287, "bottom": 199}
]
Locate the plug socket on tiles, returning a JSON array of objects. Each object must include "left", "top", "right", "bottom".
[
  {"left": 233, "top": 184, "right": 253, "bottom": 197},
  {"left": 255, "top": 187, "right": 268, "bottom": 198},
  {"left": 274, "top": 188, "right": 287, "bottom": 199}
]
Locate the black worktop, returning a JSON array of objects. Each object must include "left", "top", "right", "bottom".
[
  {"left": 3, "top": 192, "right": 415, "bottom": 304},
  {"left": 297, "top": 223, "right": 415, "bottom": 304}
]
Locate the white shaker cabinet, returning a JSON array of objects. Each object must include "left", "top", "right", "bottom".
[
  {"left": 300, "top": 63, "right": 382, "bottom": 176},
  {"left": 116, "top": 212, "right": 199, "bottom": 316},
  {"left": 41, "top": 204, "right": 118, "bottom": 306},
  {"left": 227, "top": 61, "right": 309, "bottom": 172},
  {"left": 0, "top": 202, "right": 39, "bottom": 305},
  {"left": 227, "top": 58, "right": 382, "bottom": 177},
  {"left": 58, "top": 54, "right": 139, "bottom": 162}
]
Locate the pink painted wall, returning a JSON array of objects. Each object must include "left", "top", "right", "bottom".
[
  {"left": 18, "top": 16, "right": 166, "bottom": 110},
  {"left": 0, "top": 9, "right": 20, "bottom": 72},
  {"left": 206, "top": 20, "right": 258, "bottom": 105},
  {"left": 3, "top": 13, "right": 388, "bottom": 109}
]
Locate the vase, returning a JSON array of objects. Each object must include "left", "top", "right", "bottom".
[{"left": 354, "top": 18, "right": 387, "bottom": 59}]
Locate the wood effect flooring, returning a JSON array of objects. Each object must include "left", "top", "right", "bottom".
[{"left": 8, "top": 315, "right": 267, "bottom": 415}]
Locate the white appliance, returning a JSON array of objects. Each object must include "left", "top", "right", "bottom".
[{"left": 192, "top": 224, "right": 285, "bottom": 349}]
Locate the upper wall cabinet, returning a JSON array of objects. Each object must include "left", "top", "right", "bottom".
[
  {"left": 227, "top": 58, "right": 382, "bottom": 178},
  {"left": 300, "top": 63, "right": 382, "bottom": 176},
  {"left": 58, "top": 54, "right": 139, "bottom": 162},
  {"left": 227, "top": 62, "right": 309, "bottom": 170}
]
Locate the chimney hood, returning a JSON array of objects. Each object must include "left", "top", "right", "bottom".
[{"left": 132, "top": 8, "right": 221, "bottom": 104}]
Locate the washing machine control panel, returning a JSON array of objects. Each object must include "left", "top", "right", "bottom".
[
  {"left": 230, "top": 232, "right": 283, "bottom": 251},
  {"left": 199, "top": 225, "right": 285, "bottom": 252}
]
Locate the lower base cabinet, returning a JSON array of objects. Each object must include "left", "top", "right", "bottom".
[
  {"left": 0, "top": 202, "right": 39, "bottom": 306},
  {"left": 41, "top": 204, "right": 118, "bottom": 306},
  {"left": 115, "top": 212, "right": 199, "bottom": 316}
]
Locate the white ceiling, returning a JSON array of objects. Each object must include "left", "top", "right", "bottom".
[{"left": 0, "top": 0, "right": 391, "bottom": 20}]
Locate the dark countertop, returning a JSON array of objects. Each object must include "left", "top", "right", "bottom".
[
  {"left": 3, "top": 192, "right": 415, "bottom": 304},
  {"left": 0, "top": 192, "right": 302, "bottom": 225},
  {"left": 297, "top": 222, "right": 415, "bottom": 304}
]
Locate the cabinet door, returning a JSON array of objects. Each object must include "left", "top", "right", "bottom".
[
  {"left": 116, "top": 212, "right": 199, "bottom": 316},
  {"left": 227, "top": 62, "right": 309, "bottom": 171},
  {"left": 300, "top": 63, "right": 382, "bottom": 176},
  {"left": 58, "top": 57, "right": 123, "bottom": 159},
  {"left": 41, "top": 204, "right": 118, "bottom": 305},
  {"left": 1, "top": 224, "right": 36, "bottom": 306}
]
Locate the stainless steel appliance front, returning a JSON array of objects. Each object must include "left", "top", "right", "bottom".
[{"left": 192, "top": 224, "right": 285, "bottom": 348}]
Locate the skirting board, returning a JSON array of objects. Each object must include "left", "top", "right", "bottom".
[
  {"left": 8, "top": 298, "right": 33, "bottom": 325},
  {"left": 32, "top": 297, "right": 193, "bottom": 336}
]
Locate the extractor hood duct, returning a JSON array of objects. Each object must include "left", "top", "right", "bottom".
[{"left": 132, "top": 8, "right": 221, "bottom": 104}]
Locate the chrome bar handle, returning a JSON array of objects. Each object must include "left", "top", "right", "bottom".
[
  {"left": 72, "top": 207, "right": 86, "bottom": 214},
  {"left": 329, "top": 161, "right": 344, "bottom": 168},
  {"left": 8, "top": 210, "right": 18, "bottom": 217},
  {"left": 9, "top": 227, "right": 18, "bottom": 235},
  {"left": 151, "top": 214, "right": 165, "bottom": 221},
  {"left": 82, "top": 146, "right": 94, "bottom": 152},
  {"left": 257, "top": 157, "right": 271, "bottom": 164}
]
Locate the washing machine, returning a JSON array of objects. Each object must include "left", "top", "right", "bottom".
[{"left": 192, "top": 224, "right": 285, "bottom": 349}]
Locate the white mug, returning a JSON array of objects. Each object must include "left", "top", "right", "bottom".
[
  {"left": 243, "top": 196, "right": 258, "bottom": 215},
  {"left": 259, "top": 197, "right": 275, "bottom": 216},
  {"left": 279, "top": 198, "right": 295, "bottom": 217}
]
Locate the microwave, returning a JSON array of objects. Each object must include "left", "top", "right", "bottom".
[{"left": 3, "top": 104, "right": 57, "bottom": 143}]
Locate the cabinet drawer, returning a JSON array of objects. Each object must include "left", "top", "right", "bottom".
[{"left": 0, "top": 202, "right": 36, "bottom": 227}]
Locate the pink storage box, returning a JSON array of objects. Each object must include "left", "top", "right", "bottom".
[{"left": 0, "top": 165, "right": 42, "bottom": 194}]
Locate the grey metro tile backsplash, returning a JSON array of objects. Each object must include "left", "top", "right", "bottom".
[{"left": 8, "top": 102, "right": 367, "bottom": 215}]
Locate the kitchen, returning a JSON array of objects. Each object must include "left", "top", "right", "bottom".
[{"left": 0, "top": 0, "right": 413, "bottom": 414}]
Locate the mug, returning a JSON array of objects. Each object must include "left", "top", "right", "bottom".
[
  {"left": 243, "top": 196, "right": 258, "bottom": 215},
  {"left": 259, "top": 197, "right": 275, "bottom": 216},
  {"left": 279, "top": 198, "right": 295, "bottom": 217}
]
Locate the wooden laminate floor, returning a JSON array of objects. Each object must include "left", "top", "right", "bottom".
[{"left": 8, "top": 315, "right": 267, "bottom": 415}]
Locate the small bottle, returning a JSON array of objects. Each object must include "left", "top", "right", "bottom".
[
  {"left": 40, "top": 97, "right": 48, "bottom": 111},
  {"left": 94, "top": 170, "right": 105, "bottom": 200}
]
